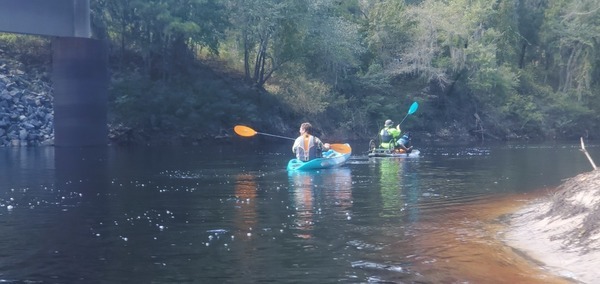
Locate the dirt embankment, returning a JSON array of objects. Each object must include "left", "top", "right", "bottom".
[{"left": 505, "top": 170, "right": 600, "bottom": 283}]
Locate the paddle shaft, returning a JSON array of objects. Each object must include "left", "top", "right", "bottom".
[
  {"left": 257, "top": 132, "right": 295, "bottom": 141},
  {"left": 399, "top": 113, "right": 410, "bottom": 126},
  {"left": 234, "top": 125, "right": 351, "bottom": 154},
  {"left": 258, "top": 132, "right": 350, "bottom": 154}
]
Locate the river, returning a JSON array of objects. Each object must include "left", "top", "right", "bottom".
[{"left": 0, "top": 140, "right": 596, "bottom": 283}]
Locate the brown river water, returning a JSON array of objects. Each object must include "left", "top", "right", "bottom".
[{"left": 0, "top": 142, "right": 595, "bottom": 283}]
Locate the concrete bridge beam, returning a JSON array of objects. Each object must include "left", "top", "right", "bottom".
[
  {"left": 52, "top": 37, "right": 108, "bottom": 147},
  {"left": 0, "top": 0, "right": 109, "bottom": 146},
  {"left": 0, "top": 0, "right": 91, "bottom": 37}
]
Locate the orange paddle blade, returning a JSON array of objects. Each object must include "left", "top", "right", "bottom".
[
  {"left": 330, "top": 143, "right": 351, "bottom": 154},
  {"left": 234, "top": 125, "right": 257, "bottom": 137}
]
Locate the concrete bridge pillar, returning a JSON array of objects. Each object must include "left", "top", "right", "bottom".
[{"left": 52, "top": 38, "right": 108, "bottom": 146}]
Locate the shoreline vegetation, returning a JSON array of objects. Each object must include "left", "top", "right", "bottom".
[{"left": 5, "top": 0, "right": 600, "bottom": 146}]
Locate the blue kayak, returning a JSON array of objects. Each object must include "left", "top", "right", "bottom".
[{"left": 287, "top": 147, "right": 352, "bottom": 171}]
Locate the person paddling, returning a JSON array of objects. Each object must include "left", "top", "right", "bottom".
[
  {"left": 292, "top": 122, "right": 330, "bottom": 161},
  {"left": 379, "top": 119, "right": 413, "bottom": 153},
  {"left": 379, "top": 119, "right": 401, "bottom": 150}
]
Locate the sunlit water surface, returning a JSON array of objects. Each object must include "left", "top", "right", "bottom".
[{"left": 0, "top": 141, "right": 596, "bottom": 283}]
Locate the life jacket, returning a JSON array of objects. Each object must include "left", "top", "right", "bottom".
[
  {"left": 296, "top": 135, "right": 321, "bottom": 161},
  {"left": 380, "top": 127, "right": 392, "bottom": 143}
]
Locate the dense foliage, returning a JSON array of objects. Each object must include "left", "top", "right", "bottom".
[{"left": 3, "top": 0, "right": 599, "bottom": 143}]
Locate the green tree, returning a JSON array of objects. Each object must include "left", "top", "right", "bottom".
[
  {"left": 300, "top": 0, "right": 365, "bottom": 87},
  {"left": 80, "top": 0, "right": 600, "bottom": 141},
  {"left": 363, "top": 0, "right": 413, "bottom": 70},
  {"left": 541, "top": 0, "right": 600, "bottom": 102},
  {"left": 380, "top": 0, "right": 530, "bottom": 138},
  {"left": 92, "top": 0, "right": 228, "bottom": 79},
  {"left": 225, "top": 0, "right": 307, "bottom": 87}
]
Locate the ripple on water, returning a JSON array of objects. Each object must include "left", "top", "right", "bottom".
[
  {"left": 346, "top": 240, "right": 383, "bottom": 251},
  {"left": 351, "top": 260, "right": 404, "bottom": 273}
]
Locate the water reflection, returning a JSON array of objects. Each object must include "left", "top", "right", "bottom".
[
  {"left": 378, "top": 158, "right": 403, "bottom": 217},
  {"left": 288, "top": 168, "right": 352, "bottom": 239},
  {"left": 55, "top": 146, "right": 109, "bottom": 192},
  {"left": 233, "top": 173, "right": 258, "bottom": 234},
  {"left": 372, "top": 158, "right": 421, "bottom": 222},
  {"left": 0, "top": 147, "right": 54, "bottom": 192},
  {"left": 0, "top": 146, "right": 112, "bottom": 282}
]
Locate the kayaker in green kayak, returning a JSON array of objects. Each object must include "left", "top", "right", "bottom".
[
  {"left": 292, "top": 122, "right": 330, "bottom": 161},
  {"left": 379, "top": 119, "right": 401, "bottom": 149}
]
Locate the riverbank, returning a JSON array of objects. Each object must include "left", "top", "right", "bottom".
[
  {"left": 0, "top": 47, "right": 54, "bottom": 146},
  {"left": 504, "top": 170, "right": 600, "bottom": 283}
]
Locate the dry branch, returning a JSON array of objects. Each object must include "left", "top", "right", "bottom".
[{"left": 580, "top": 137, "right": 597, "bottom": 170}]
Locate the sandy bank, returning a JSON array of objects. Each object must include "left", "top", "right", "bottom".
[{"left": 505, "top": 170, "right": 600, "bottom": 283}]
